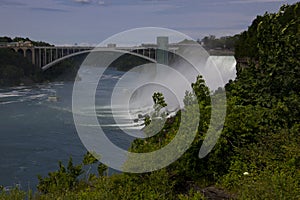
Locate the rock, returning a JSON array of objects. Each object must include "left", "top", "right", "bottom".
[
  {"left": 201, "top": 186, "right": 235, "bottom": 200},
  {"left": 138, "top": 114, "right": 143, "bottom": 119},
  {"left": 182, "top": 181, "right": 236, "bottom": 200}
]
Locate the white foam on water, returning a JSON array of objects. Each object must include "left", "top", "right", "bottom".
[
  {"left": 0, "top": 100, "right": 19, "bottom": 105},
  {"left": 0, "top": 93, "right": 22, "bottom": 98},
  {"left": 101, "top": 123, "right": 143, "bottom": 128},
  {"left": 28, "top": 94, "right": 47, "bottom": 99}
]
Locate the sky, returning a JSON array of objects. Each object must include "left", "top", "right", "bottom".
[{"left": 0, "top": 0, "right": 298, "bottom": 46}]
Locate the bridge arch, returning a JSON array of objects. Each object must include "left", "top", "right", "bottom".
[
  {"left": 25, "top": 49, "right": 33, "bottom": 62},
  {"left": 42, "top": 49, "right": 157, "bottom": 71},
  {"left": 17, "top": 49, "right": 24, "bottom": 57}
]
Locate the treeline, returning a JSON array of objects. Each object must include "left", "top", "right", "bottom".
[
  {"left": 199, "top": 35, "right": 239, "bottom": 51},
  {"left": 0, "top": 37, "right": 84, "bottom": 86},
  {"left": 0, "top": 49, "right": 43, "bottom": 86},
  {"left": 235, "top": 4, "right": 299, "bottom": 59},
  {"left": 1, "top": 2, "right": 299, "bottom": 199},
  {"left": 0, "top": 36, "right": 53, "bottom": 46},
  {"left": 200, "top": 3, "right": 299, "bottom": 56},
  {"left": 0, "top": 48, "right": 83, "bottom": 86},
  {"left": 0, "top": 36, "right": 53, "bottom": 86}
]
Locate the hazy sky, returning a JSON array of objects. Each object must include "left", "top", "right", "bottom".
[{"left": 0, "top": 0, "right": 297, "bottom": 45}]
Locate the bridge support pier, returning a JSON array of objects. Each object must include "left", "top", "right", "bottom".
[{"left": 12, "top": 47, "right": 36, "bottom": 65}]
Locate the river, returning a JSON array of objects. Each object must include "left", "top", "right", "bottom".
[
  {"left": 0, "top": 68, "right": 137, "bottom": 191},
  {"left": 0, "top": 56, "right": 236, "bottom": 191}
]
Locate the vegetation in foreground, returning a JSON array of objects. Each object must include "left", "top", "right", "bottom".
[{"left": 1, "top": 3, "right": 299, "bottom": 199}]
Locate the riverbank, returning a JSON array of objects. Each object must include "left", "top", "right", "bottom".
[
  {"left": 0, "top": 48, "right": 42, "bottom": 87},
  {"left": 0, "top": 48, "right": 87, "bottom": 87}
]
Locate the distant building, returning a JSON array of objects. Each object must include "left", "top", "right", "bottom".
[
  {"left": 23, "top": 41, "right": 33, "bottom": 47},
  {"left": 107, "top": 43, "right": 116, "bottom": 48},
  {"left": 7, "top": 42, "right": 19, "bottom": 47},
  {"left": 16, "top": 41, "right": 33, "bottom": 47},
  {"left": 0, "top": 41, "right": 34, "bottom": 47}
]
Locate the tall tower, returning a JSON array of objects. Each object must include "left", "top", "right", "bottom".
[{"left": 156, "top": 36, "right": 169, "bottom": 65}]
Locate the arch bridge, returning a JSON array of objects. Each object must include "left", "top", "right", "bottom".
[
  {"left": 11, "top": 46, "right": 167, "bottom": 70},
  {"left": 7, "top": 37, "right": 174, "bottom": 71},
  {"left": 3, "top": 37, "right": 234, "bottom": 71}
]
